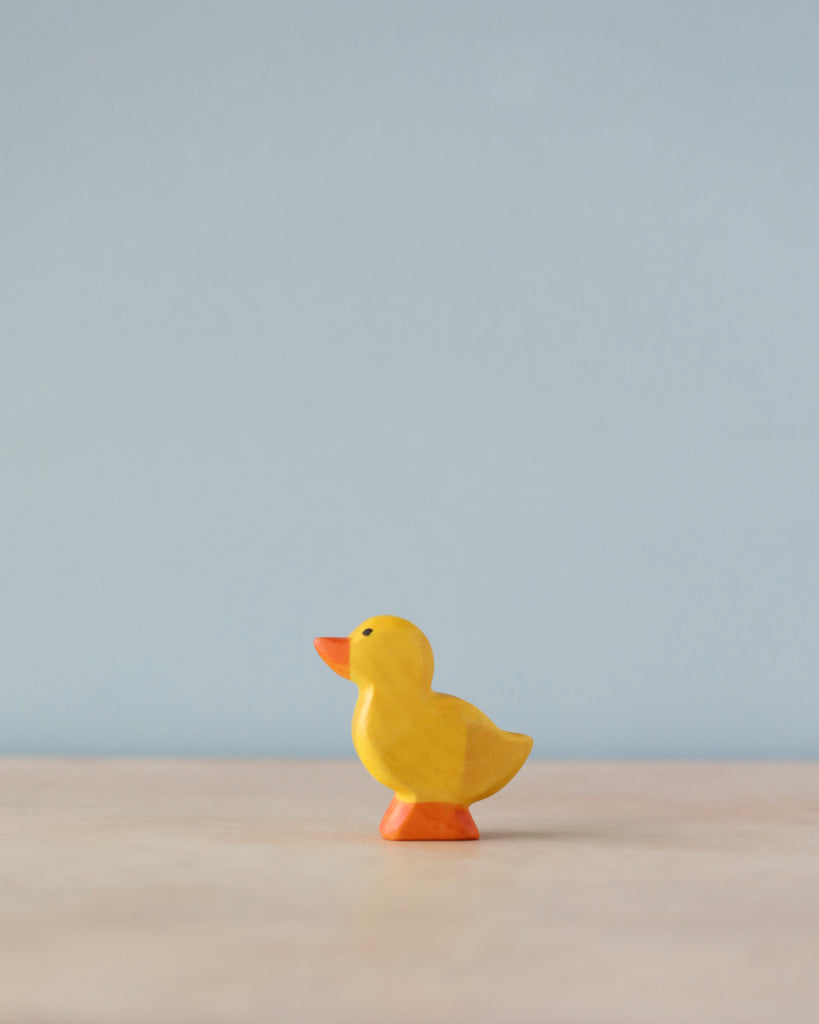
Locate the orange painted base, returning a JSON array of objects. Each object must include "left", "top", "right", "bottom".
[{"left": 379, "top": 797, "right": 480, "bottom": 841}]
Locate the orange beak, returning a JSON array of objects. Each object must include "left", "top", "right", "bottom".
[{"left": 314, "top": 636, "right": 351, "bottom": 679}]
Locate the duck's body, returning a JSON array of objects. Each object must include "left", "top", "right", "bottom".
[
  {"left": 314, "top": 615, "right": 533, "bottom": 840},
  {"left": 353, "top": 685, "right": 532, "bottom": 806}
]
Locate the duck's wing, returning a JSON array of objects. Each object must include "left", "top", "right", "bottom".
[{"left": 434, "top": 693, "right": 534, "bottom": 805}]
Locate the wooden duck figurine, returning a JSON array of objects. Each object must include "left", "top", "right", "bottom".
[{"left": 314, "top": 615, "right": 533, "bottom": 840}]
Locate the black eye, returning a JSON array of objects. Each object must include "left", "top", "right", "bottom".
[{"left": 362, "top": 628, "right": 373, "bottom": 636}]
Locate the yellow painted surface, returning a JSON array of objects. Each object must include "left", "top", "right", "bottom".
[{"left": 316, "top": 616, "right": 533, "bottom": 806}]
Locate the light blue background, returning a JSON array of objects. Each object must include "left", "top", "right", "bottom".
[{"left": 2, "top": 2, "right": 817, "bottom": 757}]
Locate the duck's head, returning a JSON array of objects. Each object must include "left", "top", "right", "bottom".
[{"left": 314, "top": 615, "right": 434, "bottom": 693}]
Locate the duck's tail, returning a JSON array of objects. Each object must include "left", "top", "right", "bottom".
[{"left": 467, "top": 729, "right": 534, "bottom": 805}]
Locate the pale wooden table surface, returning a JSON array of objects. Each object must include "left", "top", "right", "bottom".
[{"left": 0, "top": 760, "right": 816, "bottom": 1024}]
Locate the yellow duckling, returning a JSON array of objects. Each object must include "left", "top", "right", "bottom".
[{"left": 314, "top": 615, "right": 533, "bottom": 840}]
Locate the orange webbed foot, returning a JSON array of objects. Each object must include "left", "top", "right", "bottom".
[{"left": 379, "top": 797, "right": 480, "bottom": 841}]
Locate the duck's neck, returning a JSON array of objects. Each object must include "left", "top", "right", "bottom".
[{"left": 352, "top": 677, "right": 431, "bottom": 723}]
